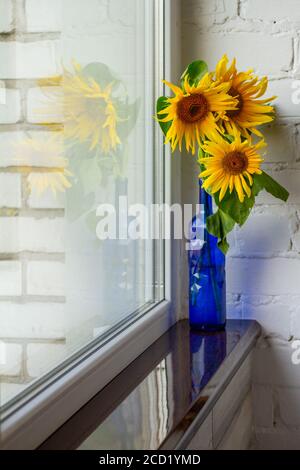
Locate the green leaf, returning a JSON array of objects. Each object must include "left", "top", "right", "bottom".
[
  {"left": 207, "top": 209, "right": 236, "bottom": 254},
  {"left": 218, "top": 238, "right": 230, "bottom": 255},
  {"left": 83, "top": 62, "right": 121, "bottom": 89},
  {"left": 156, "top": 96, "right": 171, "bottom": 137},
  {"left": 252, "top": 173, "right": 265, "bottom": 197},
  {"left": 256, "top": 171, "right": 289, "bottom": 202},
  {"left": 181, "top": 60, "right": 208, "bottom": 88},
  {"left": 117, "top": 98, "right": 141, "bottom": 140},
  {"left": 214, "top": 190, "right": 255, "bottom": 226}
]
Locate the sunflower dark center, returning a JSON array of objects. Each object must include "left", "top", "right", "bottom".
[
  {"left": 227, "top": 87, "right": 243, "bottom": 118},
  {"left": 177, "top": 94, "right": 209, "bottom": 123},
  {"left": 223, "top": 151, "right": 248, "bottom": 175}
]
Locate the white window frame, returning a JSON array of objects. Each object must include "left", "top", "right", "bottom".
[{"left": 0, "top": 0, "right": 182, "bottom": 450}]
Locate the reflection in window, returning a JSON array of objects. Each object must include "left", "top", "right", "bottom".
[
  {"left": 0, "top": 0, "right": 163, "bottom": 409},
  {"left": 79, "top": 359, "right": 169, "bottom": 450}
]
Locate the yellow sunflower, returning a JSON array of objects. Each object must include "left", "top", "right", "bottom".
[
  {"left": 199, "top": 131, "right": 265, "bottom": 203},
  {"left": 13, "top": 133, "right": 72, "bottom": 195},
  {"left": 39, "top": 62, "right": 121, "bottom": 154},
  {"left": 214, "top": 54, "right": 276, "bottom": 137},
  {"left": 157, "top": 74, "right": 238, "bottom": 154},
  {"left": 28, "top": 171, "right": 72, "bottom": 195}
]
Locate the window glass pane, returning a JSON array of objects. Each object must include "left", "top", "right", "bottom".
[{"left": 0, "top": 0, "right": 164, "bottom": 409}]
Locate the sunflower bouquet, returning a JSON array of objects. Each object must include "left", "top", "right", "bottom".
[{"left": 156, "top": 55, "right": 289, "bottom": 254}]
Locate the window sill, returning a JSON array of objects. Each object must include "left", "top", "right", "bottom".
[{"left": 39, "top": 319, "right": 261, "bottom": 450}]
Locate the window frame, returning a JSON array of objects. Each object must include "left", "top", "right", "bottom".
[{"left": 0, "top": 0, "right": 182, "bottom": 450}]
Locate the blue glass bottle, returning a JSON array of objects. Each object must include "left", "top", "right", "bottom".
[{"left": 188, "top": 180, "right": 226, "bottom": 331}]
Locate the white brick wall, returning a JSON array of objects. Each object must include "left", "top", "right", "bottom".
[
  {"left": 28, "top": 187, "right": 65, "bottom": 209},
  {"left": 0, "top": 342, "right": 22, "bottom": 376},
  {"left": 27, "top": 87, "right": 63, "bottom": 123},
  {"left": 0, "top": 261, "right": 22, "bottom": 295},
  {"left": 182, "top": 32, "right": 293, "bottom": 77},
  {"left": 0, "top": 217, "right": 64, "bottom": 253},
  {"left": 0, "top": 302, "right": 65, "bottom": 339},
  {"left": 27, "top": 261, "right": 65, "bottom": 296},
  {"left": 241, "top": 0, "right": 300, "bottom": 22},
  {"left": 183, "top": 0, "right": 300, "bottom": 449},
  {"left": 0, "top": 0, "right": 13, "bottom": 33},
  {"left": 0, "top": 89, "right": 21, "bottom": 124},
  {"left": 0, "top": 173, "right": 22, "bottom": 208},
  {"left": 0, "top": 42, "right": 61, "bottom": 79},
  {"left": 27, "top": 342, "right": 66, "bottom": 377},
  {"left": 0, "top": 0, "right": 67, "bottom": 400},
  {"left": 25, "top": 0, "right": 62, "bottom": 33},
  {"left": 0, "top": 131, "right": 65, "bottom": 167},
  {"left": 227, "top": 258, "right": 300, "bottom": 296}
]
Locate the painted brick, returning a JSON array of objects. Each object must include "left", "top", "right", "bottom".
[
  {"left": 293, "top": 230, "right": 300, "bottom": 252},
  {"left": 227, "top": 258, "right": 300, "bottom": 296},
  {"left": 0, "top": 89, "right": 21, "bottom": 124},
  {"left": 28, "top": 187, "right": 65, "bottom": 209},
  {"left": 0, "top": 217, "right": 64, "bottom": 253},
  {"left": 0, "top": 0, "right": 14, "bottom": 33},
  {"left": 235, "top": 210, "right": 291, "bottom": 255},
  {"left": 278, "top": 387, "right": 300, "bottom": 426},
  {"left": 0, "top": 342, "right": 22, "bottom": 376},
  {"left": 252, "top": 385, "right": 274, "bottom": 427},
  {"left": 290, "top": 304, "right": 300, "bottom": 339},
  {"left": 0, "top": 173, "right": 22, "bottom": 208},
  {"left": 0, "top": 261, "right": 22, "bottom": 296},
  {"left": 256, "top": 429, "right": 300, "bottom": 450},
  {"left": 263, "top": 123, "right": 295, "bottom": 163},
  {"left": 25, "top": 0, "right": 62, "bottom": 32},
  {"left": 241, "top": 0, "right": 300, "bottom": 22},
  {"left": 268, "top": 79, "right": 300, "bottom": 117},
  {"left": 27, "top": 261, "right": 65, "bottom": 296},
  {"left": 253, "top": 343, "right": 300, "bottom": 387},
  {"left": 256, "top": 170, "right": 300, "bottom": 205},
  {"left": 182, "top": 32, "right": 293, "bottom": 76},
  {"left": 183, "top": 0, "right": 237, "bottom": 26},
  {"left": 243, "top": 299, "right": 291, "bottom": 340},
  {"left": 26, "top": 342, "right": 67, "bottom": 377},
  {"left": 0, "top": 302, "right": 65, "bottom": 339},
  {"left": 27, "top": 87, "right": 63, "bottom": 123},
  {"left": 0, "top": 131, "right": 65, "bottom": 167},
  {"left": 0, "top": 42, "right": 61, "bottom": 79}
]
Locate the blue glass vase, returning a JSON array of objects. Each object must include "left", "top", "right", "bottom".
[{"left": 188, "top": 180, "right": 226, "bottom": 331}]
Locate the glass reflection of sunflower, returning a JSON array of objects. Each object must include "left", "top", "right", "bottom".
[
  {"left": 40, "top": 62, "right": 121, "bottom": 154},
  {"left": 215, "top": 54, "right": 276, "bottom": 137},
  {"left": 13, "top": 134, "right": 72, "bottom": 195},
  {"left": 157, "top": 74, "right": 237, "bottom": 154},
  {"left": 62, "top": 62, "right": 121, "bottom": 153},
  {"left": 199, "top": 130, "right": 265, "bottom": 203}
]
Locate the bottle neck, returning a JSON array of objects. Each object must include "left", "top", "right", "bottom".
[{"left": 198, "top": 179, "right": 213, "bottom": 221}]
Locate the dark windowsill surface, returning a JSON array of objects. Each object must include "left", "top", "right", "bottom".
[{"left": 39, "top": 319, "right": 261, "bottom": 450}]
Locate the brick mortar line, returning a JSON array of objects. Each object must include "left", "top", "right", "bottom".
[
  {"left": 0, "top": 295, "right": 65, "bottom": 302},
  {"left": 0, "top": 208, "right": 65, "bottom": 217},
  {"left": 0, "top": 32, "right": 61, "bottom": 42},
  {"left": 0, "top": 167, "right": 66, "bottom": 173},
  {"left": 0, "top": 337, "right": 65, "bottom": 344},
  {"left": 0, "top": 252, "right": 65, "bottom": 260},
  {"left": 0, "top": 123, "right": 63, "bottom": 131}
]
